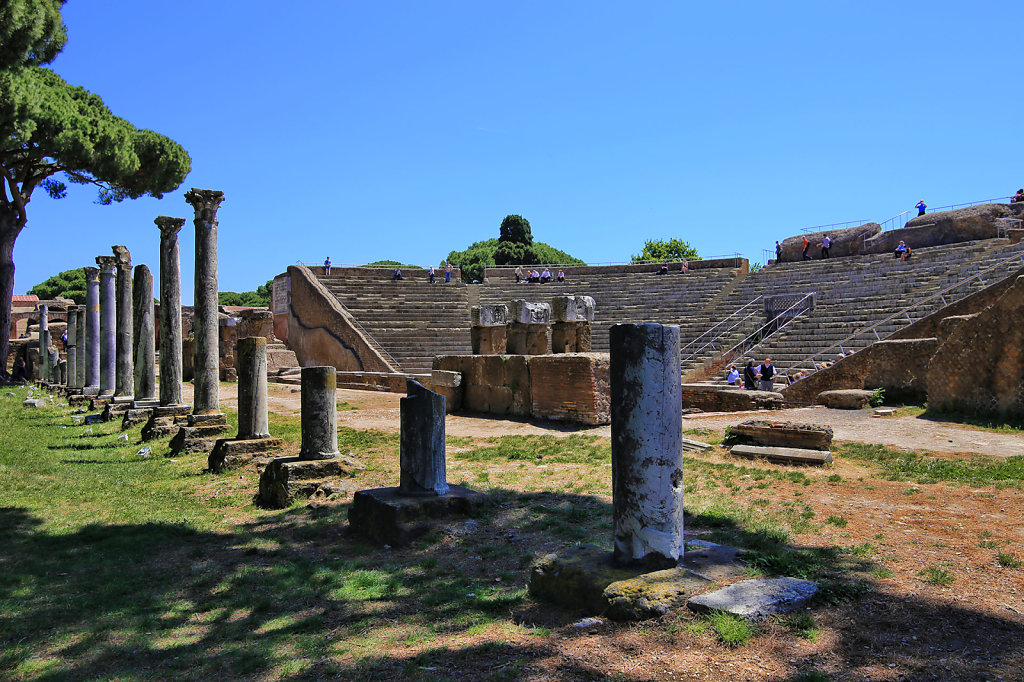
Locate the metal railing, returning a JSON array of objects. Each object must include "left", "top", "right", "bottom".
[
  {"left": 799, "top": 219, "right": 870, "bottom": 234},
  {"left": 716, "top": 292, "right": 817, "bottom": 369},
  {"left": 996, "top": 218, "right": 1023, "bottom": 238},
  {"left": 680, "top": 295, "right": 764, "bottom": 366},
  {"left": 879, "top": 195, "right": 1015, "bottom": 232},
  {"left": 780, "top": 247, "right": 1024, "bottom": 382}
]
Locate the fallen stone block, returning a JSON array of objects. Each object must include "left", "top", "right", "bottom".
[
  {"left": 729, "top": 420, "right": 832, "bottom": 450},
  {"left": 680, "top": 386, "right": 784, "bottom": 412},
  {"left": 257, "top": 455, "right": 366, "bottom": 508},
  {"left": 208, "top": 437, "right": 285, "bottom": 473},
  {"left": 817, "top": 389, "right": 874, "bottom": 409},
  {"left": 687, "top": 577, "right": 819, "bottom": 622},
  {"left": 872, "top": 407, "right": 897, "bottom": 417},
  {"left": 22, "top": 398, "right": 40, "bottom": 408},
  {"left": 729, "top": 444, "right": 833, "bottom": 465},
  {"left": 121, "top": 408, "right": 154, "bottom": 430},
  {"left": 347, "top": 485, "right": 484, "bottom": 546},
  {"left": 681, "top": 541, "right": 748, "bottom": 581},
  {"left": 680, "top": 437, "right": 713, "bottom": 452}
]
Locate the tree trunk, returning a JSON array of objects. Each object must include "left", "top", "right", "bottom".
[{"left": 0, "top": 206, "right": 23, "bottom": 382}]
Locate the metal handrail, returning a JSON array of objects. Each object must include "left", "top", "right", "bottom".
[
  {"left": 718, "top": 292, "right": 816, "bottom": 366},
  {"left": 799, "top": 219, "right": 871, "bottom": 234},
  {"left": 781, "top": 248, "right": 1024, "bottom": 380},
  {"left": 680, "top": 295, "right": 764, "bottom": 363},
  {"left": 879, "top": 195, "right": 1015, "bottom": 232}
]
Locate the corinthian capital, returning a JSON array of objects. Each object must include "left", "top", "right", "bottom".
[
  {"left": 155, "top": 216, "right": 186, "bottom": 237},
  {"left": 184, "top": 188, "right": 225, "bottom": 223},
  {"left": 96, "top": 255, "right": 118, "bottom": 273}
]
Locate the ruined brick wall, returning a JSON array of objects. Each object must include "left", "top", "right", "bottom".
[
  {"left": 926, "top": 275, "right": 1024, "bottom": 417},
  {"left": 781, "top": 338, "right": 939, "bottom": 404}
]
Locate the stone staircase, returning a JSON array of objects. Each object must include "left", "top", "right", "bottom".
[
  {"left": 319, "top": 276, "right": 472, "bottom": 374},
  {"left": 693, "top": 238, "right": 1024, "bottom": 383}
]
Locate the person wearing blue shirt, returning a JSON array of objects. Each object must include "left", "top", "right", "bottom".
[{"left": 916, "top": 200, "right": 927, "bottom": 216}]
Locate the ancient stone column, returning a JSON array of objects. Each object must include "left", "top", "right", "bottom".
[
  {"left": 66, "top": 305, "right": 78, "bottom": 386},
  {"left": 132, "top": 264, "right": 157, "bottom": 400},
  {"left": 96, "top": 256, "right": 118, "bottom": 394},
  {"left": 156, "top": 217, "right": 185, "bottom": 406},
  {"left": 84, "top": 267, "right": 100, "bottom": 390},
  {"left": 470, "top": 304, "right": 508, "bottom": 355},
  {"left": 299, "top": 366, "right": 339, "bottom": 460},
  {"left": 237, "top": 337, "right": 269, "bottom": 439},
  {"left": 609, "top": 322, "right": 684, "bottom": 569},
  {"left": 184, "top": 188, "right": 225, "bottom": 415},
  {"left": 75, "top": 306, "right": 86, "bottom": 388},
  {"left": 37, "top": 304, "right": 49, "bottom": 382},
  {"left": 399, "top": 380, "right": 449, "bottom": 496},
  {"left": 112, "top": 245, "right": 133, "bottom": 397}
]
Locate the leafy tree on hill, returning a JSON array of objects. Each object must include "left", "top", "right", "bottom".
[
  {"left": 446, "top": 215, "right": 585, "bottom": 282},
  {"left": 28, "top": 267, "right": 85, "bottom": 303},
  {"left": 631, "top": 238, "right": 701, "bottom": 264},
  {"left": 0, "top": 0, "right": 191, "bottom": 379},
  {"left": 219, "top": 279, "right": 272, "bottom": 307}
]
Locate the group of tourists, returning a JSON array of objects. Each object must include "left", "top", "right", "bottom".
[
  {"left": 656, "top": 260, "right": 689, "bottom": 275},
  {"left": 726, "top": 357, "right": 778, "bottom": 392},
  {"left": 514, "top": 266, "right": 564, "bottom": 283}
]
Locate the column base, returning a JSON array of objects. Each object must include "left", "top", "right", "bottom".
[
  {"left": 168, "top": 421, "right": 232, "bottom": 456},
  {"left": 208, "top": 437, "right": 285, "bottom": 473},
  {"left": 347, "top": 485, "right": 484, "bottom": 546},
  {"left": 256, "top": 455, "right": 366, "bottom": 509},
  {"left": 140, "top": 405, "right": 192, "bottom": 442}
]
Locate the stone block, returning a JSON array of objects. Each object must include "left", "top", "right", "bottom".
[
  {"left": 121, "top": 408, "right": 153, "bottom": 429},
  {"left": 208, "top": 436, "right": 285, "bottom": 473},
  {"left": 529, "top": 353, "right": 610, "bottom": 425},
  {"left": 817, "top": 389, "right": 873, "bottom": 409},
  {"left": 347, "top": 485, "right": 483, "bottom": 545},
  {"left": 257, "top": 455, "right": 366, "bottom": 508},
  {"left": 510, "top": 299, "right": 551, "bottom": 324},
  {"left": 429, "top": 371, "right": 464, "bottom": 413},
  {"left": 551, "top": 295, "right": 596, "bottom": 322},
  {"left": 506, "top": 323, "right": 548, "bottom": 355},
  {"left": 470, "top": 325, "right": 507, "bottom": 355},
  {"left": 434, "top": 355, "right": 532, "bottom": 417},
  {"left": 687, "top": 577, "right": 819, "bottom": 622},
  {"left": 551, "top": 321, "right": 592, "bottom": 353},
  {"left": 168, "top": 423, "right": 232, "bottom": 455},
  {"left": 680, "top": 386, "right": 784, "bottom": 412},
  {"left": 729, "top": 420, "right": 833, "bottom": 450},
  {"left": 23, "top": 398, "right": 41, "bottom": 408},
  {"left": 604, "top": 568, "right": 710, "bottom": 621},
  {"left": 470, "top": 304, "right": 509, "bottom": 327},
  {"left": 729, "top": 444, "right": 833, "bottom": 465}
]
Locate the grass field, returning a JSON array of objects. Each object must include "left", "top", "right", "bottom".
[{"left": 1, "top": 386, "right": 1022, "bottom": 680}]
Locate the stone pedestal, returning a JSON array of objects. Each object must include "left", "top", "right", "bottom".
[
  {"left": 112, "top": 245, "right": 133, "bottom": 397},
  {"left": 347, "top": 485, "right": 483, "bottom": 545},
  {"left": 551, "top": 321, "right": 593, "bottom": 353},
  {"left": 506, "top": 323, "right": 548, "bottom": 355},
  {"left": 141, "top": 405, "right": 191, "bottom": 441},
  {"left": 156, "top": 217, "right": 185, "bottom": 407},
  {"left": 610, "top": 323, "right": 684, "bottom": 569},
  {"left": 132, "top": 264, "right": 157, "bottom": 401},
  {"left": 84, "top": 267, "right": 100, "bottom": 391},
  {"left": 470, "top": 304, "right": 508, "bottom": 354},
  {"left": 399, "top": 380, "right": 448, "bottom": 496},
  {"left": 184, "top": 188, "right": 225, "bottom": 416},
  {"left": 168, "top": 412, "right": 230, "bottom": 455},
  {"left": 96, "top": 256, "right": 117, "bottom": 395}
]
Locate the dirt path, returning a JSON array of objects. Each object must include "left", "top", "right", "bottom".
[{"left": 225, "top": 383, "right": 1024, "bottom": 458}]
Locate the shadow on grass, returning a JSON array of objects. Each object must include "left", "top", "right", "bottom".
[{"left": 1, "top": 484, "right": 1022, "bottom": 680}]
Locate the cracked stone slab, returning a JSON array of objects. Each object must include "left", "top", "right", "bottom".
[{"left": 687, "top": 577, "right": 819, "bottom": 621}]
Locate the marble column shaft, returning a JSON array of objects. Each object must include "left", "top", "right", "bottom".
[
  {"left": 66, "top": 307, "right": 77, "bottom": 386},
  {"left": 236, "top": 337, "right": 269, "bottom": 439},
  {"left": 113, "top": 246, "right": 134, "bottom": 396},
  {"left": 84, "top": 267, "right": 100, "bottom": 388},
  {"left": 132, "top": 264, "right": 157, "bottom": 400},
  {"left": 75, "top": 307, "right": 86, "bottom": 388},
  {"left": 299, "top": 366, "right": 340, "bottom": 460},
  {"left": 96, "top": 256, "right": 117, "bottom": 394},
  {"left": 156, "top": 217, "right": 185, "bottom": 406},
  {"left": 38, "top": 304, "right": 49, "bottom": 382},
  {"left": 399, "top": 380, "right": 449, "bottom": 496},
  {"left": 609, "top": 323, "right": 685, "bottom": 569},
  {"left": 184, "top": 189, "right": 225, "bottom": 415}
]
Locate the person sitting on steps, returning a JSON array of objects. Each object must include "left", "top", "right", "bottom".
[
  {"left": 680, "top": 260, "right": 689, "bottom": 273},
  {"left": 556, "top": 270, "right": 565, "bottom": 282},
  {"left": 657, "top": 260, "right": 669, "bottom": 275},
  {"left": 393, "top": 267, "right": 403, "bottom": 281},
  {"left": 894, "top": 240, "right": 912, "bottom": 261},
  {"left": 540, "top": 267, "right": 552, "bottom": 283}
]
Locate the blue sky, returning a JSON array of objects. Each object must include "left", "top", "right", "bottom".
[{"left": 15, "top": 1, "right": 1023, "bottom": 300}]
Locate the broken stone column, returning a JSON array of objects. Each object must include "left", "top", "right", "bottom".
[
  {"left": 96, "top": 256, "right": 118, "bottom": 395},
  {"left": 66, "top": 305, "right": 78, "bottom": 388},
  {"left": 132, "top": 264, "right": 156, "bottom": 401},
  {"left": 112, "top": 245, "right": 133, "bottom": 398},
  {"left": 184, "top": 188, "right": 225, "bottom": 416},
  {"left": 84, "top": 266, "right": 100, "bottom": 393},
  {"left": 551, "top": 295, "right": 596, "bottom": 353},
  {"left": 399, "top": 380, "right": 449, "bottom": 496},
  {"left": 507, "top": 299, "right": 551, "bottom": 355},
  {"left": 610, "top": 323, "right": 684, "bottom": 569},
  {"left": 348, "top": 380, "right": 482, "bottom": 544},
  {"left": 75, "top": 306, "right": 86, "bottom": 389},
  {"left": 208, "top": 337, "right": 283, "bottom": 473},
  {"left": 257, "top": 366, "right": 364, "bottom": 507},
  {"left": 470, "top": 304, "right": 508, "bottom": 355},
  {"left": 37, "top": 304, "right": 49, "bottom": 383}
]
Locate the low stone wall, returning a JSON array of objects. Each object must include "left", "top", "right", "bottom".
[
  {"left": 434, "top": 353, "right": 611, "bottom": 425},
  {"left": 679, "top": 385, "right": 784, "bottom": 412},
  {"left": 284, "top": 265, "right": 397, "bottom": 374},
  {"left": 483, "top": 256, "right": 748, "bottom": 280},
  {"left": 781, "top": 338, "right": 939, "bottom": 404}
]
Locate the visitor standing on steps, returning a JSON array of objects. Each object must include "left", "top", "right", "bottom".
[
  {"left": 727, "top": 365, "right": 739, "bottom": 385},
  {"left": 802, "top": 236, "right": 812, "bottom": 260},
  {"left": 514, "top": 265, "right": 523, "bottom": 283},
  {"left": 820, "top": 235, "right": 831, "bottom": 259},
  {"left": 916, "top": 200, "right": 927, "bottom": 216},
  {"left": 775, "top": 241, "right": 782, "bottom": 261},
  {"left": 428, "top": 265, "right": 435, "bottom": 284},
  {"left": 757, "top": 357, "right": 776, "bottom": 392},
  {"left": 324, "top": 257, "right": 331, "bottom": 276},
  {"left": 743, "top": 360, "right": 758, "bottom": 390},
  {"left": 445, "top": 261, "right": 453, "bottom": 283}
]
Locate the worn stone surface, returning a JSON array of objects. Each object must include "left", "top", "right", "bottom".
[
  {"left": 778, "top": 223, "right": 881, "bottom": 262},
  {"left": 603, "top": 568, "right": 710, "bottom": 621},
  {"left": 681, "top": 386, "right": 784, "bottom": 412},
  {"left": 729, "top": 420, "right": 833, "bottom": 450},
  {"left": 140, "top": 405, "right": 191, "bottom": 441},
  {"left": 112, "top": 245, "right": 133, "bottom": 397},
  {"left": 551, "top": 295, "right": 596, "bottom": 322},
  {"left": 434, "top": 355, "right": 532, "bottom": 417},
  {"left": 156, "top": 217, "right": 186, "bottom": 406},
  {"left": 208, "top": 436, "right": 284, "bottom": 473},
  {"left": 610, "top": 323, "right": 684, "bottom": 569},
  {"left": 510, "top": 299, "right": 551, "bottom": 324},
  {"left": 506, "top": 323, "right": 548, "bottom": 355},
  {"left": 399, "top": 380, "right": 448, "bottom": 496},
  {"left": 37, "top": 304, "right": 50, "bottom": 383},
  {"left": 551, "top": 321, "right": 593, "bottom": 353},
  {"left": 132, "top": 264, "right": 156, "bottom": 400},
  {"left": 428, "top": 371, "right": 464, "bottom": 413},
  {"left": 121, "top": 408, "right": 153, "bottom": 429},
  {"left": 529, "top": 353, "right": 610, "bottom": 425},
  {"left": 347, "top": 485, "right": 482, "bottom": 545},
  {"left": 687, "top": 577, "right": 819, "bottom": 622},
  {"left": 300, "top": 366, "right": 340, "bottom": 460},
  {"left": 470, "top": 304, "right": 509, "bottom": 327},
  {"left": 681, "top": 541, "right": 748, "bottom": 582},
  {"left": 168, "top": 424, "right": 232, "bottom": 454},
  {"left": 75, "top": 307, "right": 86, "bottom": 389},
  {"left": 66, "top": 305, "right": 78, "bottom": 389},
  {"left": 730, "top": 444, "right": 834, "bottom": 465},
  {"left": 257, "top": 455, "right": 365, "bottom": 508},
  {"left": 84, "top": 267, "right": 100, "bottom": 390},
  {"left": 817, "top": 389, "right": 873, "bottom": 409},
  {"left": 237, "top": 337, "right": 270, "bottom": 439},
  {"left": 185, "top": 189, "right": 225, "bottom": 415},
  {"left": 470, "top": 325, "right": 507, "bottom": 355}
]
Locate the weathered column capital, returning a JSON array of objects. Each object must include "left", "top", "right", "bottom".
[
  {"left": 83, "top": 266, "right": 99, "bottom": 282},
  {"left": 155, "top": 216, "right": 186, "bottom": 236},
  {"left": 184, "top": 188, "right": 225, "bottom": 223},
  {"left": 96, "top": 255, "right": 118, "bottom": 274},
  {"left": 112, "top": 245, "right": 131, "bottom": 269}
]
